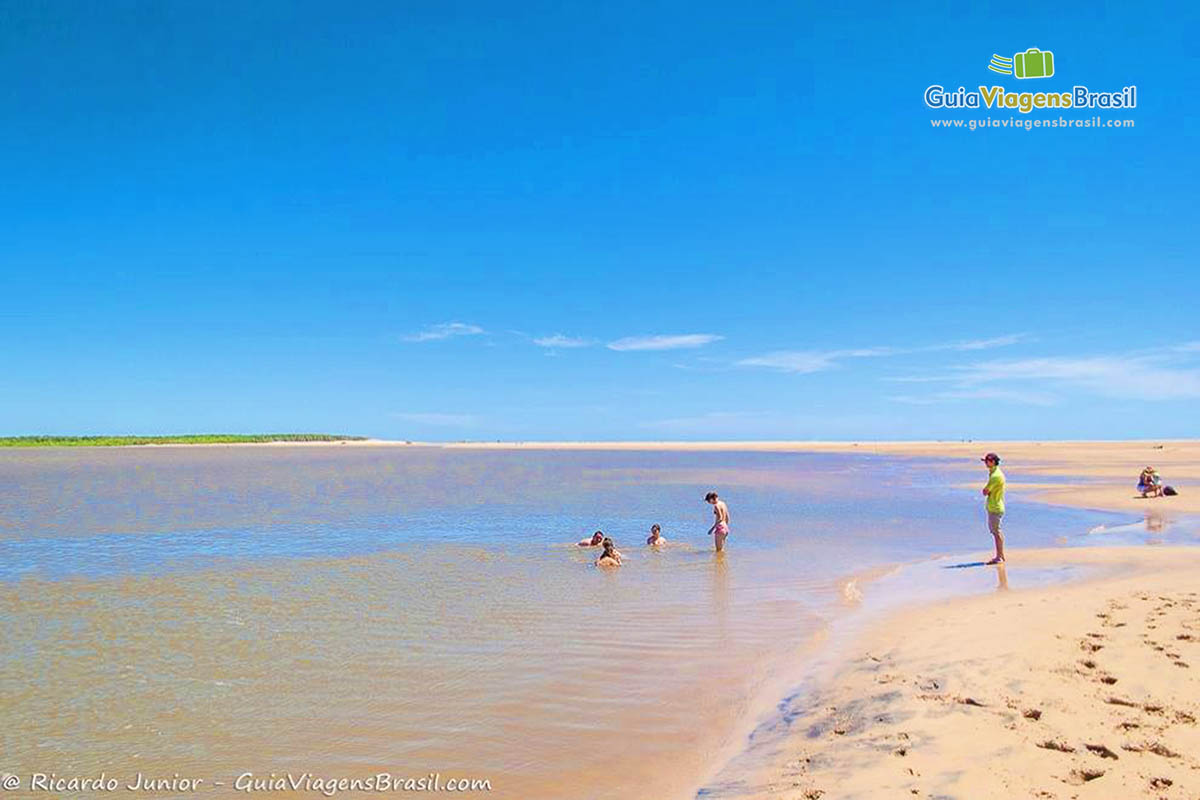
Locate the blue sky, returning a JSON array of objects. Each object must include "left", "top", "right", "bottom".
[{"left": 1, "top": 1, "right": 1197, "bottom": 440}]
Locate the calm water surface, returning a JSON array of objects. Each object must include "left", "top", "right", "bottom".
[{"left": 0, "top": 446, "right": 1193, "bottom": 799}]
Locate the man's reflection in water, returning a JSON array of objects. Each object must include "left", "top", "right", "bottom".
[
  {"left": 995, "top": 561, "right": 1009, "bottom": 592},
  {"left": 1145, "top": 512, "right": 1166, "bottom": 534},
  {"left": 710, "top": 551, "right": 731, "bottom": 635}
]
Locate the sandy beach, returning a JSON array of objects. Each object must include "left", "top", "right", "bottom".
[
  {"left": 720, "top": 546, "right": 1200, "bottom": 800},
  {"left": 426, "top": 438, "right": 1200, "bottom": 797}
]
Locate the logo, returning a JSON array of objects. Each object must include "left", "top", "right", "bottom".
[
  {"left": 989, "top": 48, "right": 1055, "bottom": 79},
  {"left": 924, "top": 47, "right": 1136, "bottom": 115}
]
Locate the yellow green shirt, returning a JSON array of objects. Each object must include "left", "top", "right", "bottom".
[{"left": 985, "top": 466, "right": 1006, "bottom": 514}]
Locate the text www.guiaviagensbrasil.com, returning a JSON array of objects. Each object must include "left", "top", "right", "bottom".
[{"left": 930, "top": 116, "right": 1134, "bottom": 131}]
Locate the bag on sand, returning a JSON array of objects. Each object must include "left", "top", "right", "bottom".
[{"left": 1163, "top": 485, "right": 1178, "bottom": 496}]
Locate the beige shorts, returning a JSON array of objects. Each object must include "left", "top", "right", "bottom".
[{"left": 988, "top": 511, "right": 1004, "bottom": 538}]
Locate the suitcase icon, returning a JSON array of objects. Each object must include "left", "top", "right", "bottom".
[{"left": 1014, "top": 48, "right": 1054, "bottom": 79}]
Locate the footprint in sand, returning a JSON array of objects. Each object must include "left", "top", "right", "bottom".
[
  {"left": 1084, "top": 743, "right": 1119, "bottom": 760},
  {"left": 1123, "top": 741, "right": 1180, "bottom": 758},
  {"left": 1065, "top": 768, "right": 1104, "bottom": 785}
]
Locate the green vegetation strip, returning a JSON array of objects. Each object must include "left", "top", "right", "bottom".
[{"left": 0, "top": 434, "right": 368, "bottom": 448}]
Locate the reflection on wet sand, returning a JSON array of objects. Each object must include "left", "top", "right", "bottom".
[
  {"left": 995, "top": 562, "right": 1009, "bottom": 592},
  {"left": 710, "top": 551, "right": 731, "bottom": 633}
]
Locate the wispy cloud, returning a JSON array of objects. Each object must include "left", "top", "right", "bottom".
[
  {"left": 608, "top": 333, "right": 724, "bottom": 352},
  {"left": 533, "top": 334, "right": 593, "bottom": 348},
  {"left": 954, "top": 355, "right": 1200, "bottom": 400},
  {"left": 737, "top": 351, "right": 847, "bottom": 374},
  {"left": 738, "top": 334, "right": 1028, "bottom": 374},
  {"left": 403, "top": 322, "right": 485, "bottom": 342},
  {"left": 393, "top": 412, "right": 480, "bottom": 426},
  {"left": 891, "top": 388, "right": 1060, "bottom": 406},
  {"left": 951, "top": 334, "right": 1029, "bottom": 351},
  {"left": 888, "top": 343, "right": 1200, "bottom": 405}
]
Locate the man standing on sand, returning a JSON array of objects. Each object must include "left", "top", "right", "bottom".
[
  {"left": 981, "top": 453, "right": 1006, "bottom": 564},
  {"left": 705, "top": 491, "right": 730, "bottom": 552}
]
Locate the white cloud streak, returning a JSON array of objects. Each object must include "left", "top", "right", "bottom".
[
  {"left": 955, "top": 355, "right": 1200, "bottom": 400},
  {"left": 533, "top": 334, "right": 593, "bottom": 348},
  {"left": 403, "top": 322, "right": 485, "bottom": 342},
  {"left": 891, "top": 388, "right": 1060, "bottom": 406},
  {"left": 737, "top": 334, "right": 1028, "bottom": 374},
  {"left": 608, "top": 333, "right": 724, "bottom": 352}
]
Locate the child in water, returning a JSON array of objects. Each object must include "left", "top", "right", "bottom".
[
  {"left": 595, "top": 537, "right": 622, "bottom": 567},
  {"left": 646, "top": 524, "right": 666, "bottom": 546}
]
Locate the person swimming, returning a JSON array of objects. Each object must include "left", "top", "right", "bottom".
[
  {"left": 595, "top": 537, "right": 622, "bottom": 567},
  {"left": 577, "top": 530, "right": 605, "bottom": 547},
  {"left": 646, "top": 524, "right": 666, "bottom": 546}
]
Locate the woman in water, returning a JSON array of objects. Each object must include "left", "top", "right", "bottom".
[
  {"left": 595, "top": 537, "right": 623, "bottom": 567},
  {"left": 646, "top": 524, "right": 666, "bottom": 546}
]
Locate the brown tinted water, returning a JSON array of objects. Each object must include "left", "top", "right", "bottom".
[{"left": 0, "top": 446, "right": 1166, "bottom": 798}]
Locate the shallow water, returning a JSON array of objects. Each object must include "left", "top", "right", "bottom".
[{"left": 0, "top": 446, "right": 1194, "bottom": 798}]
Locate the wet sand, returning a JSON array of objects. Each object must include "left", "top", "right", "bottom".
[
  {"left": 686, "top": 440, "right": 1199, "bottom": 798},
  {"left": 712, "top": 546, "right": 1200, "bottom": 799}
]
